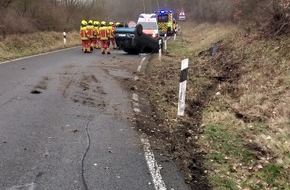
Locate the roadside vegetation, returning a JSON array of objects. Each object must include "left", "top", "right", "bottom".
[
  {"left": 137, "top": 21, "right": 290, "bottom": 190},
  {"left": 136, "top": 1, "right": 290, "bottom": 188},
  {"left": 0, "top": 31, "right": 79, "bottom": 61}
]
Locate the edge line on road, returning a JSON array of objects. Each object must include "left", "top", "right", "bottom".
[
  {"left": 0, "top": 46, "right": 79, "bottom": 65},
  {"left": 132, "top": 55, "right": 167, "bottom": 190},
  {"left": 141, "top": 136, "right": 167, "bottom": 190}
]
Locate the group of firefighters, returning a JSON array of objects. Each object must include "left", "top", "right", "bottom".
[{"left": 80, "top": 19, "right": 119, "bottom": 54}]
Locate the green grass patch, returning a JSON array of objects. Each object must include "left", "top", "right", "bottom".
[
  {"left": 210, "top": 175, "right": 239, "bottom": 190},
  {"left": 243, "top": 163, "right": 289, "bottom": 189},
  {"left": 205, "top": 123, "right": 255, "bottom": 162}
]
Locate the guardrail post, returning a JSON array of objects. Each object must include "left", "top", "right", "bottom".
[{"left": 177, "top": 58, "right": 189, "bottom": 116}]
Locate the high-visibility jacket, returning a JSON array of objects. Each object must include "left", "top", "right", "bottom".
[
  {"left": 86, "top": 24, "right": 94, "bottom": 38},
  {"left": 80, "top": 26, "right": 89, "bottom": 40},
  {"left": 173, "top": 23, "right": 177, "bottom": 30},
  {"left": 107, "top": 26, "right": 114, "bottom": 38},
  {"left": 94, "top": 26, "right": 100, "bottom": 39},
  {"left": 99, "top": 26, "right": 109, "bottom": 40}
]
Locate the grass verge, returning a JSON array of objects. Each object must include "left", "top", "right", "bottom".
[
  {"left": 138, "top": 22, "right": 290, "bottom": 189},
  {"left": 0, "top": 31, "right": 80, "bottom": 61}
]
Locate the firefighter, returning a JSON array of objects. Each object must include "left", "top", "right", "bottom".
[
  {"left": 115, "top": 22, "right": 121, "bottom": 27},
  {"left": 99, "top": 21, "right": 110, "bottom": 54},
  {"left": 86, "top": 20, "right": 94, "bottom": 51},
  {"left": 93, "top": 20, "right": 100, "bottom": 49},
  {"left": 108, "top": 21, "right": 117, "bottom": 49},
  {"left": 173, "top": 19, "right": 178, "bottom": 33},
  {"left": 80, "top": 20, "right": 91, "bottom": 53}
]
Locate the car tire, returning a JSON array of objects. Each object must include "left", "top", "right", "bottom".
[{"left": 135, "top": 24, "right": 143, "bottom": 36}]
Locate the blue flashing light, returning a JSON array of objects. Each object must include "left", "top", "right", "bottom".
[{"left": 158, "top": 10, "right": 173, "bottom": 14}]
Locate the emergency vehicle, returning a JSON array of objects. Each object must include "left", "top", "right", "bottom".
[
  {"left": 137, "top": 13, "right": 159, "bottom": 38},
  {"left": 155, "top": 10, "right": 174, "bottom": 36}
]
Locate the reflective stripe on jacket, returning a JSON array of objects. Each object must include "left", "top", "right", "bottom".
[
  {"left": 80, "top": 26, "right": 89, "bottom": 40},
  {"left": 94, "top": 27, "right": 100, "bottom": 38},
  {"left": 86, "top": 25, "right": 94, "bottom": 38},
  {"left": 99, "top": 26, "right": 109, "bottom": 40},
  {"left": 107, "top": 26, "right": 114, "bottom": 38}
]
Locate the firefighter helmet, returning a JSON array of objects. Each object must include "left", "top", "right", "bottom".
[
  {"left": 93, "top": 21, "right": 100, "bottom": 26},
  {"left": 101, "top": 21, "right": 106, "bottom": 26},
  {"left": 81, "top": 20, "right": 87, "bottom": 26},
  {"left": 88, "top": 20, "right": 93, "bottom": 25}
]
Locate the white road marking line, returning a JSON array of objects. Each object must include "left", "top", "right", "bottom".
[
  {"left": 0, "top": 46, "right": 79, "bottom": 65},
  {"left": 132, "top": 93, "right": 140, "bottom": 113},
  {"left": 133, "top": 55, "right": 166, "bottom": 189},
  {"left": 137, "top": 65, "right": 142, "bottom": 72},
  {"left": 141, "top": 57, "right": 146, "bottom": 64},
  {"left": 137, "top": 57, "right": 146, "bottom": 72},
  {"left": 141, "top": 136, "right": 167, "bottom": 190}
]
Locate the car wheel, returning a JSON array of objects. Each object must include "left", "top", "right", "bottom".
[{"left": 135, "top": 24, "right": 143, "bottom": 36}]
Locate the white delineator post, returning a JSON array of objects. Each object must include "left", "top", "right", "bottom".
[
  {"left": 174, "top": 33, "right": 176, "bottom": 40},
  {"left": 164, "top": 33, "right": 167, "bottom": 50},
  {"left": 177, "top": 58, "right": 189, "bottom": 116},
  {"left": 63, "top": 32, "right": 67, "bottom": 46},
  {"left": 158, "top": 39, "right": 162, "bottom": 60}
]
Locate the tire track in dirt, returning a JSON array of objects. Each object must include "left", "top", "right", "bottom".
[{"left": 58, "top": 64, "right": 106, "bottom": 109}]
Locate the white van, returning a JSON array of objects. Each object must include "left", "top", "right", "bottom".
[{"left": 137, "top": 13, "right": 159, "bottom": 38}]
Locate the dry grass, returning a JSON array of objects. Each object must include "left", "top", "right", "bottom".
[
  {"left": 0, "top": 31, "right": 80, "bottom": 61},
  {"left": 174, "top": 23, "right": 238, "bottom": 57},
  {"left": 191, "top": 23, "right": 290, "bottom": 189},
  {"left": 143, "top": 22, "right": 290, "bottom": 189}
]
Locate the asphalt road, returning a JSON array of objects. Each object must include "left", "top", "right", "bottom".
[{"left": 0, "top": 47, "right": 188, "bottom": 190}]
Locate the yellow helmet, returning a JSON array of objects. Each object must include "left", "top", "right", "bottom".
[
  {"left": 93, "top": 21, "right": 100, "bottom": 26},
  {"left": 81, "top": 20, "right": 87, "bottom": 26},
  {"left": 101, "top": 21, "right": 106, "bottom": 26},
  {"left": 88, "top": 20, "right": 93, "bottom": 25},
  {"left": 116, "top": 22, "right": 120, "bottom": 26},
  {"left": 109, "top": 22, "right": 114, "bottom": 26}
]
